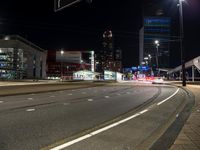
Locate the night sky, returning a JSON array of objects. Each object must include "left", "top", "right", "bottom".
[{"left": 0, "top": 0, "right": 200, "bottom": 67}]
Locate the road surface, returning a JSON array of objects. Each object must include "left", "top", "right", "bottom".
[{"left": 0, "top": 82, "right": 188, "bottom": 150}]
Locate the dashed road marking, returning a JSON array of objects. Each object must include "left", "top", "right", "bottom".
[
  {"left": 105, "top": 96, "right": 110, "bottom": 99},
  {"left": 27, "top": 98, "right": 33, "bottom": 100},
  {"left": 0, "top": 101, "right": 4, "bottom": 103},
  {"left": 87, "top": 99, "right": 93, "bottom": 102},
  {"left": 49, "top": 88, "right": 180, "bottom": 150},
  {"left": 82, "top": 92, "right": 86, "bottom": 94},
  {"left": 68, "top": 93, "right": 73, "bottom": 96},
  {"left": 50, "top": 95, "right": 55, "bottom": 98},
  {"left": 176, "top": 114, "right": 179, "bottom": 118},
  {"left": 26, "top": 108, "right": 35, "bottom": 112}
]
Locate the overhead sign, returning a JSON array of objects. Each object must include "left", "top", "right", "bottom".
[{"left": 54, "top": 0, "right": 82, "bottom": 12}]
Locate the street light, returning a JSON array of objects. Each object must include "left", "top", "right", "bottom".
[
  {"left": 178, "top": 0, "right": 186, "bottom": 86},
  {"left": 60, "top": 50, "right": 64, "bottom": 79},
  {"left": 154, "top": 40, "right": 160, "bottom": 70}
]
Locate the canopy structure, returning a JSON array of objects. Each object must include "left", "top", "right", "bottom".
[{"left": 168, "top": 56, "right": 200, "bottom": 81}]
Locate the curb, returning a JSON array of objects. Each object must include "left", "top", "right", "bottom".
[{"left": 149, "top": 85, "right": 195, "bottom": 150}]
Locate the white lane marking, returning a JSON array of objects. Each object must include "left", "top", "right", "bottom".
[
  {"left": 68, "top": 93, "right": 73, "bottom": 96},
  {"left": 176, "top": 114, "right": 179, "bottom": 118},
  {"left": 59, "top": 91, "right": 64, "bottom": 93},
  {"left": 126, "top": 92, "right": 130, "bottom": 94},
  {"left": 30, "top": 93, "right": 36, "bottom": 96},
  {"left": 51, "top": 134, "right": 92, "bottom": 150},
  {"left": 50, "top": 95, "right": 55, "bottom": 98},
  {"left": 82, "top": 92, "right": 86, "bottom": 94},
  {"left": 27, "top": 98, "right": 33, "bottom": 100},
  {"left": 71, "top": 90, "right": 75, "bottom": 91},
  {"left": 50, "top": 88, "right": 180, "bottom": 150},
  {"left": 87, "top": 99, "right": 93, "bottom": 102},
  {"left": 0, "top": 101, "right": 4, "bottom": 103},
  {"left": 105, "top": 96, "right": 110, "bottom": 99},
  {"left": 139, "top": 109, "right": 148, "bottom": 114},
  {"left": 26, "top": 108, "right": 35, "bottom": 112},
  {"left": 157, "top": 88, "right": 180, "bottom": 106},
  {"left": 117, "top": 93, "right": 121, "bottom": 96},
  {"left": 50, "top": 112, "right": 142, "bottom": 150}
]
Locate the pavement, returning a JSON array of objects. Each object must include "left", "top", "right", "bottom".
[{"left": 170, "top": 84, "right": 200, "bottom": 150}]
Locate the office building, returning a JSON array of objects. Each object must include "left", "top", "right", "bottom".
[
  {"left": 139, "top": 17, "right": 171, "bottom": 69},
  {"left": 0, "top": 35, "right": 47, "bottom": 79}
]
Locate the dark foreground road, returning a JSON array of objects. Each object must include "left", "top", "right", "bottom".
[{"left": 0, "top": 83, "right": 190, "bottom": 150}]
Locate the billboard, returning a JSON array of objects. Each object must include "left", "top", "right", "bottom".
[{"left": 56, "top": 51, "right": 81, "bottom": 63}]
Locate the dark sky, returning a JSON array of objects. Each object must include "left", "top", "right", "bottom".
[{"left": 0, "top": 0, "right": 200, "bottom": 67}]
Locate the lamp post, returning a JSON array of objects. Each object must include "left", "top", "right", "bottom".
[
  {"left": 154, "top": 40, "right": 160, "bottom": 70},
  {"left": 178, "top": 0, "right": 186, "bottom": 86},
  {"left": 60, "top": 50, "right": 64, "bottom": 80}
]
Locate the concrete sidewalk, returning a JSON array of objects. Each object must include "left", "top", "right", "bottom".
[{"left": 170, "top": 85, "right": 200, "bottom": 150}]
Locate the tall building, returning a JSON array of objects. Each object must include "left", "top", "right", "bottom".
[
  {"left": 95, "top": 30, "right": 122, "bottom": 73},
  {"left": 139, "top": 17, "right": 171, "bottom": 69}
]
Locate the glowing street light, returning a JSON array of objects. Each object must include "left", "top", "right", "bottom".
[
  {"left": 154, "top": 40, "right": 160, "bottom": 70},
  {"left": 60, "top": 50, "right": 64, "bottom": 79},
  {"left": 60, "top": 50, "right": 64, "bottom": 55}
]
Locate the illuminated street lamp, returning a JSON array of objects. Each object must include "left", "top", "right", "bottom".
[
  {"left": 154, "top": 40, "right": 160, "bottom": 69},
  {"left": 178, "top": 0, "right": 186, "bottom": 86},
  {"left": 60, "top": 50, "right": 64, "bottom": 79}
]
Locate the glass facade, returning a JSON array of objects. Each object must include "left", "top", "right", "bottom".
[
  {"left": 0, "top": 48, "right": 25, "bottom": 79},
  {"left": 143, "top": 17, "right": 171, "bottom": 68}
]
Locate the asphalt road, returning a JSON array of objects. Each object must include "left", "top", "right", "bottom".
[{"left": 0, "top": 83, "right": 182, "bottom": 150}]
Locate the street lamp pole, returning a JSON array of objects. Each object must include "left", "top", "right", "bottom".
[
  {"left": 154, "top": 40, "right": 159, "bottom": 70},
  {"left": 60, "top": 50, "right": 64, "bottom": 80},
  {"left": 179, "top": 0, "right": 186, "bottom": 86}
]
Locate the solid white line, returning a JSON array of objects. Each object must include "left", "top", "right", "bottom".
[
  {"left": 157, "top": 88, "right": 180, "bottom": 106},
  {"left": 50, "top": 88, "right": 180, "bottom": 150},
  {"left": 139, "top": 109, "right": 148, "bottom": 114},
  {"left": 50, "top": 112, "right": 143, "bottom": 150},
  {"left": 51, "top": 134, "right": 92, "bottom": 150}
]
